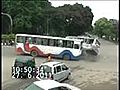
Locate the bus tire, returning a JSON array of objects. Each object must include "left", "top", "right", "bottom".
[
  {"left": 31, "top": 50, "right": 38, "bottom": 57},
  {"left": 63, "top": 54, "right": 70, "bottom": 60}
]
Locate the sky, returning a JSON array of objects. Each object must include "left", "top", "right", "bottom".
[{"left": 49, "top": 0, "right": 119, "bottom": 25}]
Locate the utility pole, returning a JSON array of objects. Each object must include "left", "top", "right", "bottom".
[{"left": 1, "top": 12, "right": 13, "bottom": 34}]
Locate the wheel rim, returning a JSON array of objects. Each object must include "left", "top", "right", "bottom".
[
  {"left": 31, "top": 51, "right": 37, "bottom": 57},
  {"left": 63, "top": 54, "right": 70, "bottom": 60}
]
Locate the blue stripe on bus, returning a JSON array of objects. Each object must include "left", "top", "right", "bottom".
[{"left": 55, "top": 50, "right": 81, "bottom": 60}]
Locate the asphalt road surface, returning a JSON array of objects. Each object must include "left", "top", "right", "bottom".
[{"left": 2, "top": 39, "right": 119, "bottom": 90}]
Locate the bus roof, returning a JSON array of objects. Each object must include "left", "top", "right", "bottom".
[
  {"left": 66, "top": 36, "right": 95, "bottom": 39},
  {"left": 16, "top": 34, "right": 83, "bottom": 42}
]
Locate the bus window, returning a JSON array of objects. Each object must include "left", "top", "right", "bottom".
[
  {"left": 42, "top": 38, "right": 48, "bottom": 46},
  {"left": 17, "top": 36, "right": 24, "bottom": 43},
  {"left": 63, "top": 40, "right": 67, "bottom": 47},
  {"left": 54, "top": 39, "right": 58, "bottom": 47},
  {"left": 73, "top": 44, "right": 79, "bottom": 49},
  {"left": 66, "top": 41, "right": 73, "bottom": 48},
  {"left": 89, "top": 39, "right": 94, "bottom": 44},
  {"left": 25, "top": 37, "right": 32, "bottom": 44},
  {"left": 49, "top": 39, "right": 54, "bottom": 46},
  {"left": 95, "top": 40, "right": 101, "bottom": 46},
  {"left": 84, "top": 39, "right": 87, "bottom": 43},
  {"left": 58, "top": 40, "right": 63, "bottom": 47},
  {"left": 86, "top": 39, "right": 94, "bottom": 44},
  {"left": 32, "top": 37, "right": 37, "bottom": 44},
  {"left": 36, "top": 38, "right": 42, "bottom": 45}
]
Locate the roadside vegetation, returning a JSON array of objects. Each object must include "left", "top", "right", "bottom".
[
  {"left": 2, "top": 0, "right": 118, "bottom": 44},
  {"left": 92, "top": 17, "right": 119, "bottom": 43}
]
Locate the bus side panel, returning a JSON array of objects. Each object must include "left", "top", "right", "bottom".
[
  {"left": 29, "top": 45, "right": 45, "bottom": 56},
  {"left": 36, "top": 45, "right": 81, "bottom": 60},
  {"left": 16, "top": 43, "right": 25, "bottom": 54},
  {"left": 57, "top": 49, "right": 81, "bottom": 60}
]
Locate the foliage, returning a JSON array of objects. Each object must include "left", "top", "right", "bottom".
[
  {"left": 2, "top": 1, "right": 94, "bottom": 37},
  {"left": 2, "top": 0, "right": 51, "bottom": 34},
  {"left": 2, "top": 34, "right": 15, "bottom": 41},
  {"left": 44, "top": 3, "right": 94, "bottom": 36},
  {"left": 93, "top": 17, "right": 118, "bottom": 41}
]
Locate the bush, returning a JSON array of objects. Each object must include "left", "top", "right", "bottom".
[{"left": 2, "top": 34, "right": 15, "bottom": 41}]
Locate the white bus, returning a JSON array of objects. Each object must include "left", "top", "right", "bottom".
[
  {"left": 66, "top": 36, "right": 101, "bottom": 55},
  {"left": 15, "top": 34, "right": 83, "bottom": 60}
]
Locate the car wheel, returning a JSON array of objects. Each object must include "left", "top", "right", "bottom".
[{"left": 31, "top": 50, "right": 38, "bottom": 57}]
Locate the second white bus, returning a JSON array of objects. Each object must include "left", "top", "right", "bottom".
[{"left": 66, "top": 36, "right": 101, "bottom": 55}]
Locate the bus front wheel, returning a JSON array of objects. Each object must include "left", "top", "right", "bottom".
[{"left": 31, "top": 50, "right": 38, "bottom": 57}]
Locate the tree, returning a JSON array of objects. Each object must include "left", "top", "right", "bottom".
[
  {"left": 2, "top": 0, "right": 51, "bottom": 34},
  {"left": 45, "top": 3, "right": 94, "bottom": 36},
  {"left": 2, "top": 1, "right": 94, "bottom": 37},
  {"left": 93, "top": 17, "right": 115, "bottom": 39},
  {"left": 109, "top": 19, "right": 119, "bottom": 41}
]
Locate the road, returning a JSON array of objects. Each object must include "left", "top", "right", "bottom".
[{"left": 2, "top": 39, "right": 119, "bottom": 90}]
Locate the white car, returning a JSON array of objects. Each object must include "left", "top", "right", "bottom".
[
  {"left": 36, "top": 61, "right": 71, "bottom": 82},
  {"left": 24, "top": 80, "right": 81, "bottom": 90}
]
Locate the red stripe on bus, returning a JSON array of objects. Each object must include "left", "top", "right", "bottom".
[
  {"left": 16, "top": 47, "right": 24, "bottom": 54},
  {"left": 30, "top": 46, "right": 44, "bottom": 56}
]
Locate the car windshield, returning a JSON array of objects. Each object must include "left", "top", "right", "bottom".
[{"left": 24, "top": 83, "right": 44, "bottom": 90}]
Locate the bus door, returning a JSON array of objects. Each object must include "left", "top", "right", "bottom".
[{"left": 24, "top": 37, "right": 32, "bottom": 52}]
